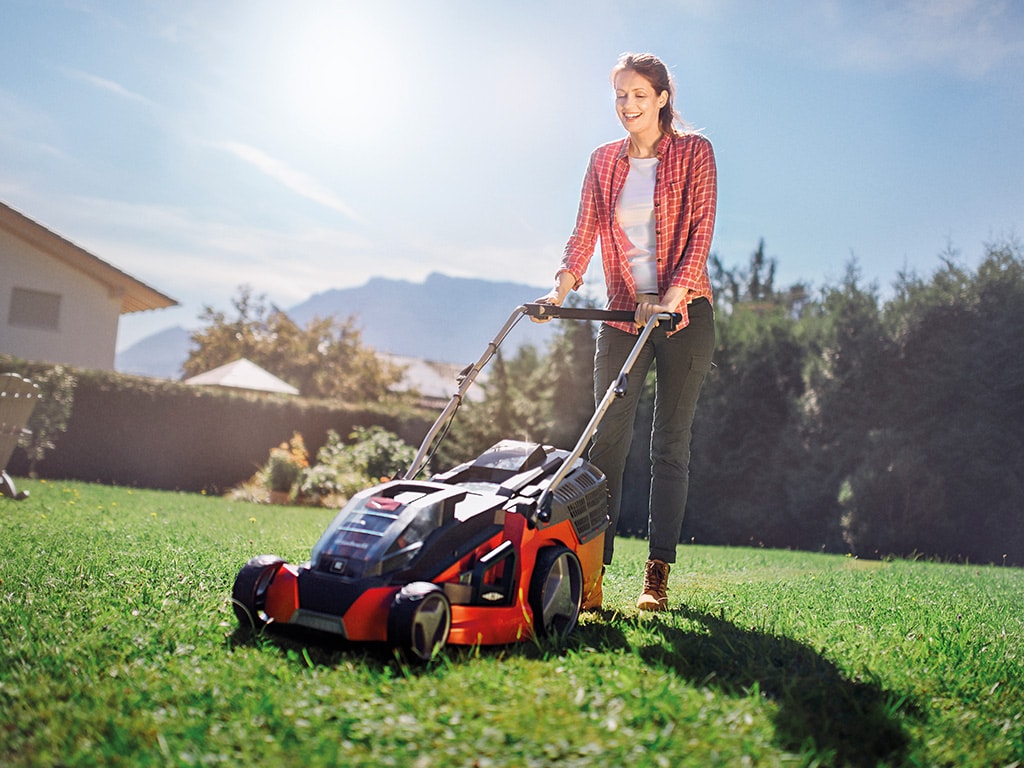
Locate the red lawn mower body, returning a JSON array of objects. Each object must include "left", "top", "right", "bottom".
[{"left": 232, "top": 304, "right": 678, "bottom": 660}]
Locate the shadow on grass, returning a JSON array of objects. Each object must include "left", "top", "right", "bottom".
[
  {"left": 576, "top": 608, "right": 917, "bottom": 768},
  {"left": 229, "top": 621, "right": 590, "bottom": 674},
  {"left": 229, "top": 624, "right": 407, "bottom": 668}
]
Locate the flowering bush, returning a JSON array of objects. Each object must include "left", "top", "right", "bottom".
[
  {"left": 295, "top": 462, "right": 367, "bottom": 503},
  {"left": 232, "top": 427, "right": 413, "bottom": 507},
  {"left": 298, "top": 427, "right": 415, "bottom": 505},
  {"left": 263, "top": 432, "right": 309, "bottom": 494}
]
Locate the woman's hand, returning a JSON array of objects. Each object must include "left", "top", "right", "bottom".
[
  {"left": 530, "top": 290, "right": 562, "bottom": 323},
  {"left": 634, "top": 294, "right": 666, "bottom": 328},
  {"left": 634, "top": 288, "right": 696, "bottom": 327},
  {"left": 531, "top": 273, "right": 575, "bottom": 323}
]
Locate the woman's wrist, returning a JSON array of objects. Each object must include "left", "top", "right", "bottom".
[{"left": 551, "top": 272, "right": 576, "bottom": 304}]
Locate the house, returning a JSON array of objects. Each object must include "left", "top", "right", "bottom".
[
  {"left": 384, "top": 354, "right": 485, "bottom": 408},
  {"left": 0, "top": 201, "right": 176, "bottom": 371}
]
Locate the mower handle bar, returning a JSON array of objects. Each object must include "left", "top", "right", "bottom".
[{"left": 523, "top": 302, "right": 682, "bottom": 331}]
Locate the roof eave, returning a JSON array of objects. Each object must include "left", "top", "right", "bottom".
[{"left": 1, "top": 201, "right": 179, "bottom": 315}]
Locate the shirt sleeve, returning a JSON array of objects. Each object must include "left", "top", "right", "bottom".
[
  {"left": 669, "top": 136, "right": 717, "bottom": 292},
  {"left": 558, "top": 152, "right": 602, "bottom": 290}
]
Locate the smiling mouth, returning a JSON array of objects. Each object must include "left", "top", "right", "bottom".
[{"left": 623, "top": 111, "right": 641, "bottom": 120}]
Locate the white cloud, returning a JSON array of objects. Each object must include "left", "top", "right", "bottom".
[
  {"left": 61, "top": 68, "right": 156, "bottom": 106},
  {"left": 216, "top": 141, "right": 363, "bottom": 223}
]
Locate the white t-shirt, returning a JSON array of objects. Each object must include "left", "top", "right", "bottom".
[{"left": 616, "top": 156, "right": 659, "bottom": 294}]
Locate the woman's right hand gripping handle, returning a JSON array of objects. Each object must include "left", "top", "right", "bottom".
[{"left": 531, "top": 271, "right": 575, "bottom": 323}]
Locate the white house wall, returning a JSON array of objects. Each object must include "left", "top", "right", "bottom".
[{"left": 0, "top": 226, "right": 121, "bottom": 370}]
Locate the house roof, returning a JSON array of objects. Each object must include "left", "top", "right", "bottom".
[
  {"left": 0, "top": 200, "right": 178, "bottom": 314},
  {"left": 184, "top": 358, "right": 300, "bottom": 395},
  {"left": 385, "top": 354, "right": 485, "bottom": 403}
]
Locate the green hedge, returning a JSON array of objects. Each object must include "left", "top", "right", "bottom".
[{"left": 1, "top": 357, "right": 433, "bottom": 493}]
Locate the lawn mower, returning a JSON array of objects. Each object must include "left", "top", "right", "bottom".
[{"left": 231, "top": 303, "right": 680, "bottom": 660}]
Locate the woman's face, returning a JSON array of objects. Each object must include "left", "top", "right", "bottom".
[{"left": 613, "top": 69, "right": 668, "bottom": 138}]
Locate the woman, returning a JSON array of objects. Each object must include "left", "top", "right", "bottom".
[{"left": 536, "top": 52, "right": 716, "bottom": 611}]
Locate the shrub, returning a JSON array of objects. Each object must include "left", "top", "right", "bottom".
[
  {"left": 298, "top": 427, "right": 415, "bottom": 505},
  {"left": 263, "top": 432, "right": 309, "bottom": 494}
]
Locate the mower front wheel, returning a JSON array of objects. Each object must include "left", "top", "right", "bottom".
[
  {"left": 232, "top": 554, "right": 285, "bottom": 630},
  {"left": 388, "top": 582, "right": 452, "bottom": 662}
]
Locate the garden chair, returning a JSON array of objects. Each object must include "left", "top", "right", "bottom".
[{"left": 0, "top": 373, "right": 40, "bottom": 500}]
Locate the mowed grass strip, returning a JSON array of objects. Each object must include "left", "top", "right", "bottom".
[{"left": 1, "top": 479, "right": 1021, "bottom": 767}]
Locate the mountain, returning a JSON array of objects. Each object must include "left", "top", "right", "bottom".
[
  {"left": 115, "top": 273, "right": 556, "bottom": 380},
  {"left": 115, "top": 325, "right": 192, "bottom": 379},
  {"left": 289, "top": 272, "right": 554, "bottom": 363}
]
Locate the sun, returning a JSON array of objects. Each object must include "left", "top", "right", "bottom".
[{"left": 247, "top": 4, "right": 412, "bottom": 148}]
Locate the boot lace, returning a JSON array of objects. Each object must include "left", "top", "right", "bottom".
[{"left": 644, "top": 560, "right": 668, "bottom": 595}]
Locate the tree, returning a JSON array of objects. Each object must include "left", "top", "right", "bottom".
[
  {"left": 790, "top": 262, "right": 891, "bottom": 552},
  {"left": 441, "top": 344, "right": 551, "bottom": 465},
  {"left": 710, "top": 238, "right": 777, "bottom": 310},
  {"left": 183, "top": 285, "right": 403, "bottom": 401},
  {"left": 838, "top": 241, "right": 1024, "bottom": 563},
  {"left": 711, "top": 240, "right": 811, "bottom": 319},
  {"left": 687, "top": 301, "right": 807, "bottom": 547},
  {"left": 680, "top": 242, "right": 813, "bottom": 547}
]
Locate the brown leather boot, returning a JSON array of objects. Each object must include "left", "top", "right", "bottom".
[
  {"left": 582, "top": 566, "right": 605, "bottom": 611},
  {"left": 636, "top": 559, "right": 670, "bottom": 611}
]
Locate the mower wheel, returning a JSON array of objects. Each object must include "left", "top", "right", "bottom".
[
  {"left": 528, "top": 546, "right": 582, "bottom": 641},
  {"left": 388, "top": 582, "right": 452, "bottom": 662},
  {"left": 232, "top": 554, "right": 285, "bottom": 630}
]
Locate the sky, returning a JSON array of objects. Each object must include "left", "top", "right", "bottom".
[{"left": 2, "top": 0, "right": 1022, "bottom": 351}]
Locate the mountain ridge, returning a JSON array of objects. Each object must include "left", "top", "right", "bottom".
[{"left": 115, "top": 272, "right": 556, "bottom": 380}]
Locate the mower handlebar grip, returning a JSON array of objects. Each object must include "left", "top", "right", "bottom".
[{"left": 524, "top": 303, "right": 682, "bottom": 330}]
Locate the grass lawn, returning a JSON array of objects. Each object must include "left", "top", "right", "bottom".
[{"left": 1, "top": 479, "right": 1022, "bottom": 767}]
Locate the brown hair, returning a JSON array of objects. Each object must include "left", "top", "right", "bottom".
[{"left": 610, "top": 52, "right": 691, "bottom": 136}]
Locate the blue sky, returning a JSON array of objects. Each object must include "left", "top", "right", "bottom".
[{"left": 2, "top": 0, "right": 1022, "bottom": 350}]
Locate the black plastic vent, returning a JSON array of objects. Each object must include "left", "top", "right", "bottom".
[{"left": 552, "top": 465, "right": 609, "bottom": 544}]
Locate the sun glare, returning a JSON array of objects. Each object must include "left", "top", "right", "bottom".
[{"left": 251, "top": 6, "right": 411, "bottom": 148}]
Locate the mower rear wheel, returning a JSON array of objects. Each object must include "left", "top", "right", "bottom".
[
  {"left": 528, "top": 546, "right": 583, "bottom": 641},
  {"left": 388, "top": 582, "right": 452, "bottom": 662},
  {"left": 232, "top": 554, "right": 285, "bottom": 630}
]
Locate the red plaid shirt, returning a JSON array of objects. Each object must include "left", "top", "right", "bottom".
[{"left": 559, "top": 132, "right": 717, "bottom": 334}]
